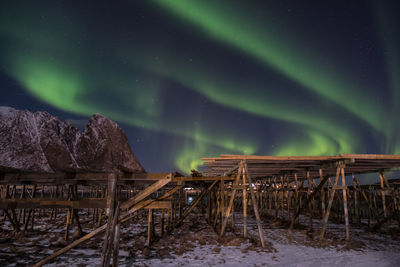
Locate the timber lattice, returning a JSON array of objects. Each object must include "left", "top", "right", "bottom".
[{"left": 0, "top": 154, "right": 400, "bottom": 265}]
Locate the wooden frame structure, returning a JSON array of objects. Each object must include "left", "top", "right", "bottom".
[
  {"left": 202, "top": 154, "right": 400, "bottom": 242},
  {"left": 0, "top": 171, "right": 233, "bottom": 266},
  {"left": 1, "top": 154, "right": 400, "bottom": 265}
]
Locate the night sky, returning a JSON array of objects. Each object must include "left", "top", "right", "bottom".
[{"left": 0, "top": 0, "right": 399, "bottom": 174}]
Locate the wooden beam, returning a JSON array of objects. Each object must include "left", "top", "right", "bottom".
[
  {"left": 35, "top": 185, "right": 182, "bottom": 266},
  {"left": 177, "top": 180, "right": 218, "bottom": 226},
  {"left": 144, "top": 201, "right": 172, "bottom": 209},
  {"left": 320, "top": 167, "right": 341, "bottom": 240},
  {"left": 120, "top": 174, "right": 172, "bottom": 210},
  {"left": 0, "top": 199, "right": 107, "bottom": 209},
  {"left": 220, "top": 164, "right": 241, "bottom": 236},
  {"left": 290, "top": 175, "right": 329, "bottom": 228},
  {"left": 245, "top": 163, "right": 265, "bottom": 248}
]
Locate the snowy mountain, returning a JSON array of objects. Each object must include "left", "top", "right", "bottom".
[{"left": 0, "top": 106, "right": 144, "bottom": 173}]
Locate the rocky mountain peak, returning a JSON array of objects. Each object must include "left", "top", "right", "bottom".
[{"left": 0, "top": 106, "right": 144, "bottom": 173}]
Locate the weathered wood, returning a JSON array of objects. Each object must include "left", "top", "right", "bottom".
[
  {"left": 112, "top": 221, "right": 120, "bottom": 267},
  {"left": 0, "top": 198, "right": 107, "bottom": 209},
  {"left": 242, "top": 164, "right": 248, "bottom": 239},
  {"left": 121, "top": 174, "right": 172, "bottom": 210},
  {"left": 379, "top": 172, "right": 387, "bottom": 217},
  {"left": 34, "top": 222, "right": 108, "bottom": 267},
  {"left": 220, "top": 164, "right": 242, "bottom": 236},
  {"left": 102, "top": 202, "right": 120, "bottom": 267},
  {"left": 352, "top": 175, "right": 360, "bottom": 224},
  {"left": 64, "top": 209, "right": 71, "bottom": 241},
  {"left": 121, "top": 185, "right": 183, "bottom": 223},
  {"left": 340, "top": 167, "right": 350, "bottom": 240},
  {"left": 245, "top": 163, "right": 265, "bottom": 248},
  {"left": 320, "top": 169, "right": 326, "bottom": 218},
  {"left": 320, "top": 166, "right": 340, "bottom": 240},
  {"left": 147, "top": 209, "right": 154, "bottom": 246},
  {"left": 144, "top": 201, "right": 172, "bottom": 209},
  {"left": 102, "top": 176, "right": 118, "bottom": 266},
  {"left": 290, "top": 174, "right": 329, "bottom": 229},
  {"left": 178, "top": 180, "right": 218, "bottom": 227}
]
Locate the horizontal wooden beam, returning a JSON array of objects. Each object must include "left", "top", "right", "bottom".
[
  {"left": 121, "top": 174, "right": 172, "bottom": 210},
  {"left": 144, "top": 201, "right": 171, "bottom": 209},
  {"left": 0, "top": 198, "right": 106, "bottom": 209},
  {"left": 172, "top": 176, "right": 234, "bottom": 182}
]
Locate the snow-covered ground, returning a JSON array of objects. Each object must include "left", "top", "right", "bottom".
[{"left": 1, "top": 209, "right": 399, "bottom": 266}]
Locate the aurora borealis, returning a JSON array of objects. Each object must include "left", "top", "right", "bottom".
[{"left": 0, "top": 0, "right": 399, "bottom": 174}]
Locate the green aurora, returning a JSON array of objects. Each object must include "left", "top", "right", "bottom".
[
  {"left": 0, "top": 1, "right": 398, "bottom": 173},
  {"left": 153, "top": 0, "right": 386, "bottom": 131}
]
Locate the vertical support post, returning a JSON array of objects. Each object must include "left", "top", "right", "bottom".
[
  {"left": 381, "top": 172, "right": 399, "bottom": 212},
  {"left": 242, "top": 163, "right": 247, "bottom": 239},
  {"left": 245, "top": 162, "right": 265, "bottom": 248},
  {"left": 320, "top": 166, "right": 340, "bottom": 240},
  {"left": 319, "top": 169, "right": 326, "bottom": 219},
  {"left": 379, "top": 171, "right": 387, "bottom": 218},
  {"left": 101, "top": 173, "right": 118, "bottom": 267},
  {"left": 280, "top": 176, "right": 284, "bottom": 218},
  {"left": 219, "top": 176, "right": 225, "bottom": 233},
  {"left": 341, "top": 167, "right": 350, "bottom": 241},
  {"left": 147, "top": 209, "right": 153, "bottom": 246},
  {"left": 161, "top": 209, "right": 165, "bottom": 236},
  {"left": 274, "top": 177, "right": 278, "bottom": 219},
  {"left": 352, "top": 174, "right": 360, "bottom": 224},
  {"left": 112, "top": 218, "right": 121, "bottom": 267},
  {"left": 294, "top": 173, "right": 299, "bottom": 224},
  {"left": 220, "top": 163, "right": 242, "bottom": 236},
  {"left": 207, "top": 191, "right": 211, "bottom": 223},
  {"left": 306, "top": 171, "right": 313, "bottom": 232}
]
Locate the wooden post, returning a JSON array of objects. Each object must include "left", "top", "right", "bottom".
[
  {"left": 220, "top": 176, "right": 225, "bottom": 233},
  {"left": 64, "top": 209, "right": 71, "bottom": 241},
  {"left": 112, "top": 220, "right": 120, "bottom": 267},
  {"left": 287, "top": 176, "right": 291, "bottom": 221},
  {"left": 147, "top": 209, "right": 153, "bottom": 246},
  {"left": 178, "top": 180, "right": 218, "bottom": 227},
  {"left": 306, "top": 172, "right": 313, "bottom": 231},
  {"left": 280, "top": 176, "right": 284, "bottom": 218},
  {"left": 294, "top": 173, "right": 299, "bottom": 223},
  {"left": 220, "top": 164, "right": 241, "bottom": 236},
  {"left": 161, "top": 209, "right": 165, "bottom": 236},
  {"left": 274, "top": 177, "right": 278, "bottom": 220},
  {"left": 102, "top": 201, "right": 120, "bottom": 267},
  {"left": 242, "top": 163, "right": 248, "bottom": 239},
  {"left": 379, "top": 172, "right": 387, "bottom": 217},
  {"left": 245, "top": 163, "right": 265, "bottom": 248},
  {"left": 352, "top": 175, "right": 360, "bottom": 224},
  {"left": 101, "top": 174, "right": 118, "bottom": 267},
  {"left": 381, "top": 172, "right": 399, "bottom": 212},
  {"left": 320, "top": 166, "right": 340, "bottom": 240},
  {"left": 340, "top": 167, "right": 350, "bottom": 240},
  {"left": 319, "top": 169, "right": 326, "bottom": 219},
  {"left": 290, "top": 175, "right": 329, "bottom": 229}
]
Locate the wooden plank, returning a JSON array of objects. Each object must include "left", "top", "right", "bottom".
[
  {"left": 34, "top": 224, "right": 108, "bottom": 267},
  {"left": 144, "top": 201, "right": 172, "bottom": 209},
  {"left": 173, "top": 176, "right": 234, "bottom": 182},
  {"left": 178, "top": 180, "right": 218, "bottom": 227},
  {"left": 0, "top": 199, "right": 107, "bottom": 209},
  {"left": 35, "top": 185, "right": 182, "bottom": 266},
  {"left": 120, "top": 174, "right": 172, "bottom": 210},
  {"left": 121, "top": 185, "right": 183, "bottom": 223},
  {"left": 290, "top": 174, "right": 329, "bottom": 229},
  {"left": 319, "top": 167, "right": 341, "bottom": 240},
  {"left": 220, "top": 164, "right": 241, "bottom": 236},
  {"left": 340, "top": 167, "right": 350, "bottom": 240},
  {"left": 245, "top": 163, "right": 265, "bottom": 248}
]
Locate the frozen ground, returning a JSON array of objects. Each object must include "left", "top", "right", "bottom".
[{"left": 0, "top": 209, "right": 399, "bottom": 266}]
